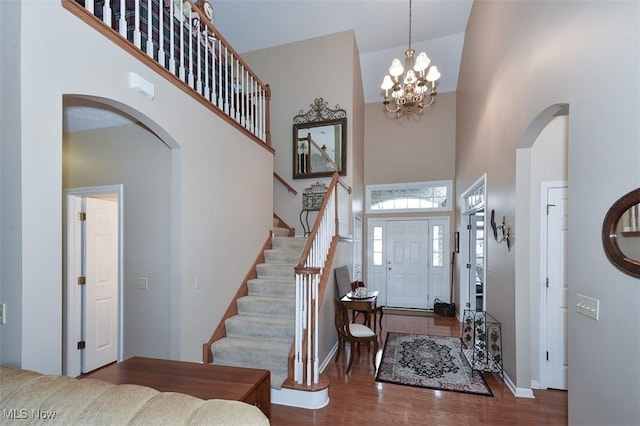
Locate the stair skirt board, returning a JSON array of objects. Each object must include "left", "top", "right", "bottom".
[{"left": 210, "top": 229, "right": 306, "bottom": 390}]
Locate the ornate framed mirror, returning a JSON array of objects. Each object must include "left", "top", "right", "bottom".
[
  {"left": 293, "top": 98, "right": 347, "bottom": 179},
  {"left": 602, "top": 187, "right": 640, "bottom": 279}
]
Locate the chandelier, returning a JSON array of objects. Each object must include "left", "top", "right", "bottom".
[{"left": 381, "top": 0, "right": 441, "bottom": 118}]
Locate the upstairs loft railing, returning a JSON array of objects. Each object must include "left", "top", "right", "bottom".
[
  {"left": 62, "top": 0, "right": 271, "bottom": 147},
  {"left": 293, "top": 172, "right": 351, "bottom": 386}
]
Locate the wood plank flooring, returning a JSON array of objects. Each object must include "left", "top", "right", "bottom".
[{"left": 270, "top": 313, "right": 567, "bottom": 425}]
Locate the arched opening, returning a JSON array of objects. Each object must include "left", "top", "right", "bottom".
[
  {"left": 62, "top": 95, "right": 181, "bottom": 376},
  {"left": 515, "top": 104, "right": 569, "bottom": 391}
]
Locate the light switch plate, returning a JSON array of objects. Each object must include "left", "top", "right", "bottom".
[
  {"left": 576, "top": 294, "right": 599, "bottom": 320},
  {"left": 137, "top": 277, "right": 149, "bottom": 290}
]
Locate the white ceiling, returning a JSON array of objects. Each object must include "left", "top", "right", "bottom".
[{"left": 65, "top": 0, "right": 473, "bottom": 132}]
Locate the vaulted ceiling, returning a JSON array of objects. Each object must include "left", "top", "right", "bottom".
[{"left": 65, "top": 0, "right": 473, "bottom": 132}]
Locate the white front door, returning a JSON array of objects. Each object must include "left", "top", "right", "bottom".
[
  {"left": 367, "top": 218, "right": 450, "bottom": 309},
  {"left": 545, "top": 186, "right": 568, "bottom": 390},
  {"left": 83, "top": 197, "right": 119, "bottom": 373},
  {"left": 386, "top": 220, "right": 430, "bottom": 308}
]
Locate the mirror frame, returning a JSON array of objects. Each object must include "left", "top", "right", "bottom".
[
  {"left": 602, "top": 187, "right": 640, "bottom": 279},
  {"left": 292, "top": 98, "right": 347, "bottom": 180}
]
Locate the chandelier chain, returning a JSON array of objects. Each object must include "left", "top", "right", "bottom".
[{"left": 408, "top": 0, "right": 412, "bottom": 49}]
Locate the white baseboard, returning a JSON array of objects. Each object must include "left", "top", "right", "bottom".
[
  {"left": 530, "top": 379, "right": 542, "bottom": 389},
  {"left": 320, "top": 342, "right": 339, "bottom": 373},
  {"left": 504, "top": 372, "right": 535, "bottom": 399}
]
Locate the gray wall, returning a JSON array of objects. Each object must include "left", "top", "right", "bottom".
[
  {"left": 457, "top": 1, "right": 639, "bottom": 424},
  {"left": 0, "top": 0, "right": 23, "bottom": 368}
]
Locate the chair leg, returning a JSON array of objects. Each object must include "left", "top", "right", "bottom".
[
  {"left": 335, "top": 336, "right": 343, "bottom": 362},
  {"left": 371, "top": 339, "right": 379, "bottom": 370},
  {"left": 346, "top": 345, "right": 356, "bottom": 374}
]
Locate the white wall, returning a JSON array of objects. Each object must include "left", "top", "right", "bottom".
[
  {"left": 457, "top": 1, "right": 639, "bottom": 424},
  {"left": 1, "top": 1, "right": 274, "bottom": 372}
]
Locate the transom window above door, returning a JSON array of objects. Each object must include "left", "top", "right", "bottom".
[{"left": 366, "top": 181, "right": 452, "bottom": 213}]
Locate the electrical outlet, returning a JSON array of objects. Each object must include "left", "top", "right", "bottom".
[
  {"left": 0, "top": 303, "right": 6, "bottom": 324},
  {"left": 576, "top": 294, "right": 599, "bottom": 320},
  {"left": 137, "top": 277, "right": 149, "bottom": 290}
]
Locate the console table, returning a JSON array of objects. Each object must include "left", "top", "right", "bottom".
[{"left": 83, "top": 357, "right": 271, "bottom": 418}]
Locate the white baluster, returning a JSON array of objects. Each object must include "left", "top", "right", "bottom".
[
  {"left": 87, "top": 0, "right": 95, "bottom": 14},
  {"left": 158, "top": 0, "right": 165, "bottom": 66},
  {"left": 178, "top": 2, "right": 185, "bottom": 82},
  {"left": 133, "top": 0, "right": 142, "bottom": 48},
  {"left": 145, "top": 0, "right": 153, "bottom": 56},
  {"left": 188, "top": 9, "right": 193, "bottom": 88},
  {"left": 118, "top": 0, "right": 127, "bottom": 37},
  {"left": 203, "top": 27, "right": 210, "bottom": 102},
  {"left": 103, "top": 0, "right": 112, "bottom": 27}
]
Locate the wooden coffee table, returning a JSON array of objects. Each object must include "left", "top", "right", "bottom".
[{"left": 83, "top": 357, "right": 270, "bottom": 418}]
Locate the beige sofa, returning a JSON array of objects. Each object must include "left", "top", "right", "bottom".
[{"left": 0, "top": 366, "right": 269, "bottom": 425}]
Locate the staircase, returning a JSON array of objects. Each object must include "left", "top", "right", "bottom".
[{"left": 209, "top": 220, "right": 305, "bottom": 389}]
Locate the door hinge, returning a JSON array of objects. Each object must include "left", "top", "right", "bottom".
[
  {"left": 77, "top": 212, "right": 86, "bottom": 221},
  {"left": 545, "top": 277, "right": 549, "bottom": 288},
  {"left": 466, "top": 224, "right": 472, "bottom": 230},
  {"left": 77, "top": 341, "right": 86, "bottom": 350},
  {"left": 77, "top": 276, "right": 86, "bottom": 286},
  {"left": 546, "top": 351, "right": 549, "bottom": 361},
  {"left": 466, "top": 263, "right": 472, "bottom": 269},
  {"left": 546, "top": 204, "right": 556, "bottom": 215}
]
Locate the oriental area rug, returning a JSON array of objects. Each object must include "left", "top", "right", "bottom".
[{"left": 375, "top": 332, "right": 493, "bottom": 397}]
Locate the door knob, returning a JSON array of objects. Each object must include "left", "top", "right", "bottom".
[{"left": 388, "top": 266, "right": 392, "bottom": 270}]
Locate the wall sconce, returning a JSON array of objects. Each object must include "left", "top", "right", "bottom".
[{"left": 490, "top": 209, "right": 511, "bottom": 251}]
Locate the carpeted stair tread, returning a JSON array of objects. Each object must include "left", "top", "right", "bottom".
[
  {"left": 264, "top": 249, "right": 302, "bottom": 263},
  {"left": 237, "top": 295, "right": 295, "bottom": 318},
  {"left": 247, "top": 278, "right": 296, "bottom": 297},
  {"left": 256, "top": 263, "right": 297, "bottom": 279},
  {"left": 211, "top": 337, "right": 290, "bottom": 372},
  {"left": 272, "top": 236, "right": 307, "bottom": 250},
  {"left": 225, "top": 315, "right": 294, "bottom": 342},
  {"left": 272, "top": 227, "right": 291, "bottom": 237}
]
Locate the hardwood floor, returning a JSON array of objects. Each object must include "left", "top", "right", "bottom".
[{"left": 270, "top": 313, "right": 567, "bottom": 425}]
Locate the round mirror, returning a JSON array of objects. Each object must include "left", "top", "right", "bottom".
[{"left": 602, "top": 187, "right": 640, "bottom": 279}]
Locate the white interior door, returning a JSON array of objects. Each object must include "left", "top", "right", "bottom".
[
  {"left": 367, "top": 218, "right": 450, "bottom": 309},
  {"left": 83, "top": 197, "right": 119, "bottom": 373},
  {"left": 545, "top": 186, "right": 568, "bottom": 390}
]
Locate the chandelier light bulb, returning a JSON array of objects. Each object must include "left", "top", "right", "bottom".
[
  {"left": 389, "top": 58, "right": 404, "bottom": 77},
  {"left": 404, "top": 69, "right": 417, "bottom": 85},
  {"left": 414, "top": 52, "right": 430, "bottom": 72},
  {"left": 426, "top": 66, "right": 441, "bottom": 82},
  {"left": 381, "top": 75, "right": 394, "bottom": 90}
]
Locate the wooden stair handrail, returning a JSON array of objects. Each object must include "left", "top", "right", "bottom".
[
  {"left": 294, "top": 173, "right": 341, "bottom": 272},
  {"left": 273, "top": 172, "right": 298, "bottom": 195}
]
